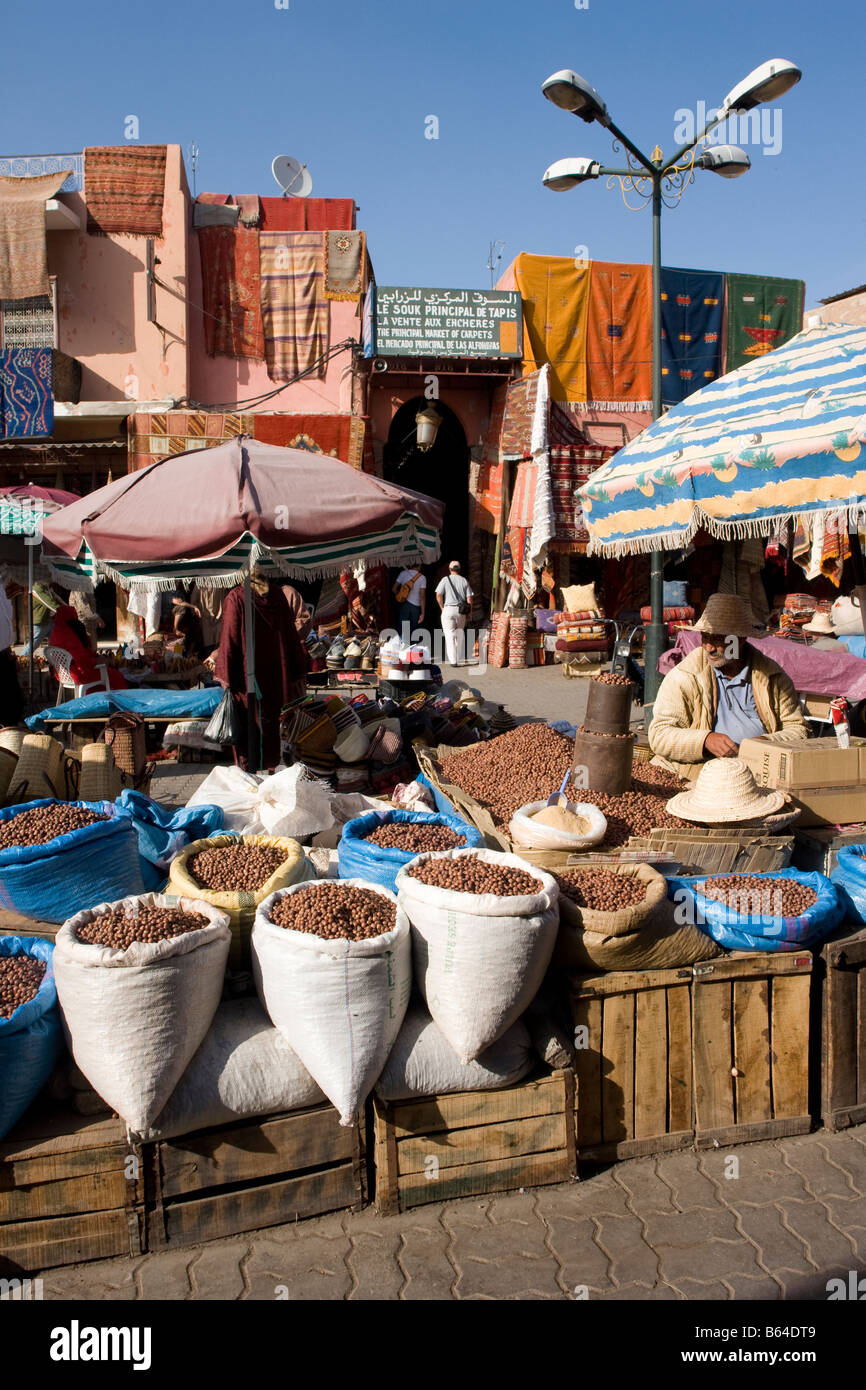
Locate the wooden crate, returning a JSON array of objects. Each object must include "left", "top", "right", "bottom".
[
  {"left": 626, "top": 827, "right": 794, "bottom": 874},
  {"left": 0, "top": 1109, "right": 143, "bottom": 1274},
  {"left": 146, "top": 1103, "right": 365, "bottom": 1249},
  {"left": 0, "top": 907, "right": 59, "bottom": 941},
  {"left": 793, "top": 828, "right": 866, "bottom": 876},
  {"left": 372, "top": 1071, "right": 576, "bottom": 1214},
  {"left": 692, "top": 951, "right": 813, "bottom": 1148},
  {"left": 570, "top": 967, "right": 695, "bottom": 1162},
  {"left": 816, "top": 924, "right": 866, "bottom": 1132}
]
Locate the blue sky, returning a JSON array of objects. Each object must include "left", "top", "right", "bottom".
[{"left": 4, "top": 0, "right": 863, "bottom": 305}]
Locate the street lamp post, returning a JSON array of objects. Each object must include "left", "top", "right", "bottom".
[{"left": 541, "top": 59, "right": 801, "bottom": 712}]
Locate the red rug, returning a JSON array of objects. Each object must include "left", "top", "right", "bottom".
[
  {"left": 84, "top": 146, "right": 166, "bottom": 236},
  {"left": 197, "top": 226, "right": 265, "bottom": 359}
]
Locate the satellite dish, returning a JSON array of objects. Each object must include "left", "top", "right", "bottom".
[{"left": 271, "top": 155, "right": 313, "bottom": 198}]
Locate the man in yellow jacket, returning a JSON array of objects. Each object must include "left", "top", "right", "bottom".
[{"left": 649, "top": 593, "right": 808, "bottom": 782}]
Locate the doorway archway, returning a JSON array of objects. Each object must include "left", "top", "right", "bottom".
[{"left": 383, "top": 397, "right": 469, "bottom": 574}]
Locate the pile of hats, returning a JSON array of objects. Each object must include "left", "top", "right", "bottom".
[
  {"left": 666, "top": 758, "right": 796, "bottom": 828},
  {"left": 282, "top": 693, "right": 414, "bottom": 794},
  {"left": 304, "top": 631, "right": 379, "bottom": 672}
]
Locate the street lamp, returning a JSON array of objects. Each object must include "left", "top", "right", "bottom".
[
  {"left": 541, "top": 59, "right": 801, "bottom": 712},
  {"left": 415, "top": 404, "right": 442, "bottom": 451}
]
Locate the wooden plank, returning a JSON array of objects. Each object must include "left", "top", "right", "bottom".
[
  {"left": 770, "top": 974, "right": 811, "bottom": 1119},
  {"left": 397, "top": 1114, "right": 564, "bottom": 1174},
  {"left": 573, "top": 995, "right": 602, "bottom": 1150},
  {"left": 694, "top": 1115, "right": 811, "bottom": 1149},
  {"left": 571, "top": 967, "right": 691, "bottom": 999},
  {"left": 162, "top": 1165, "right": 358, "bottom": 1245},
  {"left": 372, "top": 1098, "right": 400, "bottom": 1216},
  {"left": 733, "top": 979, "right": 772, "bottom": 1125},
  {"left": 389, "top": 1074, "right": 563, "bottom": 1137},
  {"left": 634, "top": 990, "right": 667, "bottom": 1141},
  {"left": 0, "top": 1168, "right": 127, "bottom": 1223},
  {"left": 695, "top": 952, "right": 812, "bottom": 982},
  {"left": 159, "top": 1107, "right": 352, "bottom": 1198},
  {"left": 601, "top": 993, "right": 635, "bottom": 1145},
  {"left": 0, "top": 1141, "right": 129, "bottom": 1191},
  {"left": 580, "top": 1130, "right": 694, "bottom": 1165},
  {"left": 397, "top": 1150, "right": 571, "bottom": 1210},
  {"left": 825, "top": 966, "right": 858, "bottom": 1117},
  {"left": 693, "top": 980, "right": 735, "bottom": 1133},
  {"left": 0, "top": 1110, "right": 125, "bottom": 1160},
  {"left": 667, "top": 984, "right": 693, "bottom": 1135},
  {"left": 0, "top": 1208, "right": 130, "bottom": 1273}
]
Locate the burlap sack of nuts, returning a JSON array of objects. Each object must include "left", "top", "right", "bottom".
[
  {"left": 395, "top": 848, "right": 560, "bottom": 1064},
  {"left": 556, "top": 863, "right": 667, "bottom": 937},
  {"left": 555, "top": 894, "right": 722, "bottom": 973},
  {"left": 252, "top": 879, "right": 412, "bottom": 1126},
  {"left": 54, "top": 893, "right": 232, "bottom": 1136},
  {"left": 167, "top": 833, "right": 316, "bottom": 970}
]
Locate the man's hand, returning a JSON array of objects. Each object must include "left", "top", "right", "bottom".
[{"left": 704, "top": 732, "right": 739, "bottom": 758}]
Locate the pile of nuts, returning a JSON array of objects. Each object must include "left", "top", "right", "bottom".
[
  {"left": 76, "top": 904, "right": 211, "bottom": 949},
  {"left": 270, "top": 883, "right": 396, "bottom": 940},
  {"left": 363, "top": 822, "right": 467, "bottom": 854},
  {"left": 592, "top": 672, "right": 632, "bottom": 687},
  {"left": 188, "top": 844, "right": 287, "bottom": 892},
  {"left": 698, "top": 875, "right": 818, "bottom": 916},
  {"left": 407, "top": 854, "right": 542, "bottom": 897},
  {"left": 554, "top": 869, "right": 648, "bottom": 910},
  {"left": 434, "top": 723, "right": 688, "bottom": 847},
  {"left": 0, "top": 805, "right": 107, "bottom": 849},
  {"left": 0, "top": 953, "right": 46, "bottom": 1017}
]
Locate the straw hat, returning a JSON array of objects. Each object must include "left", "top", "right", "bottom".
[
  {"left": 666, "top": 758, "right": 787, "bottom": 824},
  {"left": 803, "top": 611, "right": 836, "bottom": 635},
  {"left": 692, "top": 593, "right": 758, "bottom": 638}
]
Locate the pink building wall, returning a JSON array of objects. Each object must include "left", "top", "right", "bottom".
[
  {"left": 369, "top": 382, "right": 492, "bottom": 461},
  {"left": 47, "top": 144, "right": 190, "bottom": 403}
]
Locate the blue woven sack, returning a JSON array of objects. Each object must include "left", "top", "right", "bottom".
[
  {"left": 668, "top": 870, "right": 842, "bottom": 953},
  {"left": 114, "top": 790, "right": 224, "bottom": 893},
  {"left": 0, "top": 799, "right": 144, "bottom": 923},
  {"left": 338, "top": 808, "right": 484, "bottom": 892},
  {"left": 830, "top": 844, "right": 866, "bottom": 925},
  {"left": 0, "top": 936, "right": 63, "bottom": 1138}
]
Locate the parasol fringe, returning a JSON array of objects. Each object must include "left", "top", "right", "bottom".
[
  {"left": 571, "top": 400, "right": 654, "bottom": 413},
  {"left": 586, "top": 500, "right": 865, "bottom": 558}
]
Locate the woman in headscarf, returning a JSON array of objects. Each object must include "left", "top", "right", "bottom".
[{"left": 214, "top": 569, "right": 307, "bottom": 771}]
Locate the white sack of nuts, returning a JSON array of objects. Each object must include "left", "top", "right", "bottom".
[
  {"left": 54, "top": 893, "right": 231, "bottom": 1137},
  {"left": 139, "top": 997, "right": 325, "bottom": 1140},
  {"left": 395, "top": 848, "right": 560, "bottom": 1064},
  {"left": 251, "top": 879, "right": 412, "bottom": 1126},
  {"left": 375, "top": 999, "right": 534, "bottom": 1101}
]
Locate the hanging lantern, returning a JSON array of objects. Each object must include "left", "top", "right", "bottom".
[{"left": 415, "top": 404, "right": 441, "bottom": 452}]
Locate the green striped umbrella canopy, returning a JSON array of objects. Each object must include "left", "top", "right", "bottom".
[{"left": 40, "top": 436, "right": 444, "bottom": 590}]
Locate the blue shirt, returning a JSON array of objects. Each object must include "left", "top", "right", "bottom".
[{"left": 712, "top": 665, "right": 766, "bottom": 745}]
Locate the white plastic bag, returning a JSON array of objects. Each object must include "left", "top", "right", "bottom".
[
  {"left": 140, "top": 997, "right": 325, "bottom": 1140},
  {"left": 508, "top": 799, "right": 608, "bottom": 851},
  {"left": 375, "top": 1000, "right": 533, "bottom": 1101},
  {"left": 252, "top": 879, "right": 412, "bottom": 1125},
  {"left": 186, "top": 764, "right": 335, "bottom": 839},
  {"left": 54, "top": 893, "right": 231, "bottom": 1136},
  {"left": 396, "top": 848, "right": 559, "bottom": 1064}
]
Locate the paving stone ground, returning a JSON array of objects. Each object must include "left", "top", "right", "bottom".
[{"left": 37, "top": 1124, "right": 866, "bottom": 1301}]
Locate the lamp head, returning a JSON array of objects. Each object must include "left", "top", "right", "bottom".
[
  {"left": 542, "top": 70, "right": 609, "bottom": 124},
  {"left": 542, "top": 156, "right": 601, "bottom": 191},
  {"left": 695, "top": 144, "right": 751, "bottom": 179},
  {"left": 721, "top": 59, "right": 801, "bottom": 113}
]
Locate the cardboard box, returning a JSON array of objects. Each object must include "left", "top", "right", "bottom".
[{"left": 738, "top": 736, "right": 866, "bottom": 827}]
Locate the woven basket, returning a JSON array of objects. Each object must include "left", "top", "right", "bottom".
[
  {"left": 0, "top": 746, "right": 18, "bottom": 804},
  {"left": 104, "top": 713, "right": 147, "bottom": 784},
  {"left": 79, "top": 743, "right": 123, "bottom": 802},
  {"left": 6, "top": 734, "right": 68, "bottom": 805}
]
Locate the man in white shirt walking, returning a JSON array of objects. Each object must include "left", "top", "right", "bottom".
[{"left": 435, "top": 561, "right": 473, "bottom": 665}]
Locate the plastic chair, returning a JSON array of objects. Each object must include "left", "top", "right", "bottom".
[{"left": 44, "top": 646, "right": 110, "bottom": 703}]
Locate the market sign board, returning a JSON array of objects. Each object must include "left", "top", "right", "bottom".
[{"left": 373, "top": 287, "right": 523, "bottom": 358}]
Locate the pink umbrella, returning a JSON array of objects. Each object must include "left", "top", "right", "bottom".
[
  {"left": 41, "top": 436, "right": 444, "bottom": 565},
  {"left": 0, "top": 484, "right": 81, "bottom": 509}
]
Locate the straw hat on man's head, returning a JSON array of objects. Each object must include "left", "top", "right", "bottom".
[
  {"left": 692, "top": 593, "right": 759, "bottom": 638},
  {"left": 803, "top": 611, "right": 836, "bottom": 636},
  {"left": 666, "top": 757, "right": 786, "bottom": 825}
]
